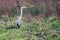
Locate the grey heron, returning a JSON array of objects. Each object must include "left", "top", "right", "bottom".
[{"left": 15, "top": 5, "right": 27, "bottom": 28}]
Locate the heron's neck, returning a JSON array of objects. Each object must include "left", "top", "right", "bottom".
[{"left": 20, "top": 7, "right": 23, "bottom": 18}]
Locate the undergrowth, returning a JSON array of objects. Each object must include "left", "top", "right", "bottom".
[{"left": 0, "top": 16, "right": 60, "bottom": 40}]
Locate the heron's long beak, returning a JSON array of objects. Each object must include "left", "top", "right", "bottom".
[{"left": 23, "top": 5, "right": 27, "bottom": 8}]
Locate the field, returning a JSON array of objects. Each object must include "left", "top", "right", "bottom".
[{"left": 0, "top": 16, "right": 60, "bottom": 40}]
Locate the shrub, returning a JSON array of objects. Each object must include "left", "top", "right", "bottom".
[
  {"left": 46, "top": 16, "right": 60, "bottom": 30},
  {"left": 28, "top": 6, "right": 40, "bottom": 16},
  {"left": 28, "top": 6, "right": 47, "bottom": 16}
]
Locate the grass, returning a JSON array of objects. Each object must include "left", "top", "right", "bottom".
[{"left": 0, "top": 16, "right": 60, "bottom": 40}]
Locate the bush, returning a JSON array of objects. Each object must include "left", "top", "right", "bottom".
[
  {"left": 28, "top": 6, "right": 40, "bottom": 16},
  {"left": 28, "top": 5, "right": 48, "bottom": 20},
  {"left": 46, "top": 16, "right": 60, "bottom": 30}
]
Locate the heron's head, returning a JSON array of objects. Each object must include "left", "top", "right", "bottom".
[{"left": 21, "top": 5, "right": 27, "bottom": 9}]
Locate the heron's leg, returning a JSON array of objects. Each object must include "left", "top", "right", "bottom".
[
  {"left": 17, "top": 24, "right": 21, "bottom": 29},
  {"left": 17, "top": 24, "right": 19, "bottom": 29}
]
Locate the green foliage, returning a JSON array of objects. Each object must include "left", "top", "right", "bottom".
[
  {"left": 46, "top": 16, "right": 60, "bottom": 30},
  {"left": 0, "top": 16, "right": 60, "bottom": 40},
  {"left": 28, "top": 5, "right": 48, "bottom": 20},
  {"left": 28, "top": 6, "right": 40, "bottom": 16}
]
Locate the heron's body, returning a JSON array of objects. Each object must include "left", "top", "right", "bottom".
[{"left": 15, "top": 19, "right": 22, "bottom": 28}]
